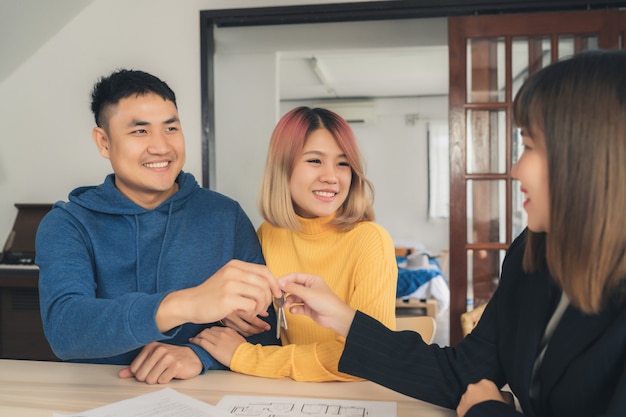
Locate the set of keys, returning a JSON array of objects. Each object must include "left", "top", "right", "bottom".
[{"left": 275, "top": 293, "right": 288, "bottom": 339}]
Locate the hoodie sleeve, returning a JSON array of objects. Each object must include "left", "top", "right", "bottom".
[
  {"left": 36, "top": 208, "right": 172, "bottom": 360},
  {"left": 36, "top": 193, "right": 278, "bottom": 367}
]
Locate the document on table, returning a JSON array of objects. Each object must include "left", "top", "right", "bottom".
[
  {"left": 216, "top": 395, "right": 396, "bottom": 417},
  {"left": 51, "top": 388, "right": 396, "bottom": 417},
  {"left": 52, "top": 388, "right": 226, "bottom": 417}
]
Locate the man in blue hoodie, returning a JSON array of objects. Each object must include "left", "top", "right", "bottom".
[{"left": 35, "top": 69, "right": 282, "bottom": 384}]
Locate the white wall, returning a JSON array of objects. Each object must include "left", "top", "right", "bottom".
[
  {"left": 0, "top": 0, "right": 449, "bottom": 257},
  {"left": 357, "top": 98, "right": 449, "bottom": 253},
  {"left": 214, "top": 18, "right": 449, "bottom": 253}
]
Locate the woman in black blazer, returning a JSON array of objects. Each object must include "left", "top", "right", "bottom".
[{"left": 277, "top": 50, "right": 626, "bottom": 417}]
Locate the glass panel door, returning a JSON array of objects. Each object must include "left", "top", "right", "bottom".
[{"left": 447, "top": 8, "right": 622, "bottom": 345}]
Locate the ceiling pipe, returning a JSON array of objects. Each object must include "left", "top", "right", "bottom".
[{"left": 310, "top": 57, "right": 337, "bottom": 97}]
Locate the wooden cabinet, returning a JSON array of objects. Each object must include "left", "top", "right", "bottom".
[
  {"left": 0, "top": 203, "right": 56, "bottom": 360},
  {"left": 0, "top": 267, "right": 58, "bottom": 360}
]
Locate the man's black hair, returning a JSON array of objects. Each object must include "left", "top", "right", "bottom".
[{"left": 90, "top": 69, "right": 177, "bottom": 128}]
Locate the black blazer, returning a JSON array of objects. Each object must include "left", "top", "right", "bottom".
[{"left": 339, "top": 230, "right": 626, "bottom": 417}]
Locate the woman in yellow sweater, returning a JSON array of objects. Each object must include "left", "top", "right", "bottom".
[{"left": 191, "top": 106, "right": 397, "bottom": 381}]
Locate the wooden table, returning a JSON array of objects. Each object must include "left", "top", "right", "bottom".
[{"left": 0, "top": 359, "right": 455, "bottom": 417}]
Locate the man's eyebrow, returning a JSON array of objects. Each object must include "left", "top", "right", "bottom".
[
  {"left": 128, "top": 119, "right": 150, "bottom": 127},
  {"left": 126, "top": 116, "right": 179, "bottom": 128}
]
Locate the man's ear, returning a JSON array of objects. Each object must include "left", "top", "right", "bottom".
[{"left": 92, "top": 127, "right": 111, "bottom": 159}]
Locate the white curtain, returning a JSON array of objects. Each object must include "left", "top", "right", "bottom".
[{"left": 427, "top": 122, "right": 449, "bottom": 220}]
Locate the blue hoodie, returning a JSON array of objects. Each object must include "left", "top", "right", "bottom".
[{"left": 36, "top": 171, "right": 277, "bottom": 371}]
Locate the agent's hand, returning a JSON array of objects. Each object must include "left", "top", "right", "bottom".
[
  {"left": 118, "top": 342, "right": 202, "bottom": 384},
  {"left": 457, "top": 379, "right": 509, "bottom": 417},
  {"left": 156, "top": 260, "right": 282, "bottom": 333},
  {"left": 189, "top": 327, "right": 246, "bottom": 367},
  {"left": 278, "top": 272, "right": 355, "bottom": 337},
  {"left": 221, "top": 310, "right": 271, "bottom": 337}
]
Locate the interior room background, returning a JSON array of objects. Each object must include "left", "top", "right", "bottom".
[{"left": 0, "top": 0, "right": 449, "bottom": 257}]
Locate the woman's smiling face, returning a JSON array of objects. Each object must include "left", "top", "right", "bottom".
[
  {"left": 289, "top": 128, "right": 352, "bottom": 218},
  {"left": 511, "top": 127, "right": 550, "bottom": 233}
]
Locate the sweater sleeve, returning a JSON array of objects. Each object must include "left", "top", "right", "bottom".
[
  {"left": 345, "top": 224, "right": 397, "bottom": 330},
  {"left": 37, "top": 199, "right": 276, "bottom": 366},
  {"left": 229, "top": 223, "right": 398, "bottom": 381},
  {"left": 230, "top": 334, "right": 357, "bottom": 381}
]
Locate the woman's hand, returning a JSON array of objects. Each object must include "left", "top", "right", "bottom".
[
  {"left": 457, "top": 379, "right": 510, "bottom": 417},
  {"left": 189, "top": 326, "right": 247, "bottom": 367},
  {"left": 278, "top": 272, "right": 356, "bottom": 337}
]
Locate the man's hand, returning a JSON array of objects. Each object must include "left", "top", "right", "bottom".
[
  {"left": 156, "top": 260, "right": 283, "bottom": 333},
  {"left": 118, "top": 342, "right": 202, "bottom": 384},
  {"left": 221, "top": 311, "right": 271, "bottom": 337},
  {"left": 457, "top": 379, "right": 509, "bottom": 417},
  {"left": 189, "top": 327, "right": 246, "bottom": 367}
]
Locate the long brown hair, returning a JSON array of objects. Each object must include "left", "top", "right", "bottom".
[{"left": 513, "top": 50, "right": 626, "bottom": 313}]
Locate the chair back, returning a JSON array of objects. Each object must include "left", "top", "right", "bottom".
[
  {"left": 460, "top": 303, "right": 487, "bottom": 337},
  {"left": 396, "top": 316, "right": 436, "bottom": 344}
]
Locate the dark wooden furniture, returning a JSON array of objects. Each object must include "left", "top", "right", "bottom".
[
  {"left": 0, "top": 266, "right": 57, "bottom": 360},
  {"left": 0, "top": 203, "right": 57, "bottom": 360}
]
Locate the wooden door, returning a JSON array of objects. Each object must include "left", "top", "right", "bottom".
[{"left": 447, "top": 9, "right": 624, "bottom": 345}]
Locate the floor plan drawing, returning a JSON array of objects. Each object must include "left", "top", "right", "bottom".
[
  {"left": 216, "top": 395, "right": 396, "bottom": 417},
  {"left": 228, "top": 401, "right": 366, "bottom": 416}
]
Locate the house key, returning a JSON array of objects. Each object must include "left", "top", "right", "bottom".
[{"left": 275, "top": 293, "right": 288, "bottom": 339}]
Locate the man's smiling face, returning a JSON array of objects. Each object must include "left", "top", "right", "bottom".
[{"left": 92, "top": 92, "right": 186, "bottom": 209}]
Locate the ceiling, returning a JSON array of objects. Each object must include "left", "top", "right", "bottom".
[
  {"left": 0, "top": 1, "right": 448, "bottom": 100},
  {"left": 279, "top": 45, "right": 449, "bottom": 101},
  {"left": 3, "top": 2, "right": 625, "bottom": 99}
]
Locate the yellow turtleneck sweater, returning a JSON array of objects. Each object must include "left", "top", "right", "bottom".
[{"left": 229, "top": 215, "right": 398, "bottom": 381}]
